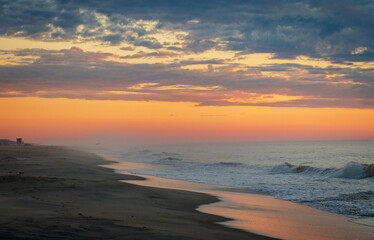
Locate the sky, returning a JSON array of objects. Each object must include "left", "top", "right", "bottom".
[{"left": 0, "top": 0, "right": 373, "bottom": 143}]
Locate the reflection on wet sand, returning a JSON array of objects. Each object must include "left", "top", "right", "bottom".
[
  {"left": 111, "top": 161, "right": 374, "bottom": 240},
  {"left": 202, "top": 191, "right": 373, "bottom": 240}
]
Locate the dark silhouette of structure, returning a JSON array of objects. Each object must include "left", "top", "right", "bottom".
[{"left": 16, "top": 138, "right": 23, "bottom": 145}]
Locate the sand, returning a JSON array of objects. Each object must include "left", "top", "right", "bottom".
[
  {"left": 114, "top": 166, "right": 374, "bottom": 240},
  {"left": 0, "top": 143, "right": 274, "bottom": 240}
]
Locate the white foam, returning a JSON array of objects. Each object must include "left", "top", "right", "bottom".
[
  {"left": 271, "top": 162, "right": 372, "bottom": 179},
  {"left": 100, "top": 141, "right": 374, "bottom": 218},
  {"left": 332, "top": 162, "right": 367, "bottom": 179}
]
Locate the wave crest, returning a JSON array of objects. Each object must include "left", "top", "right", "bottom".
[
  {"left": 271, "top": 162, "right": 374, "bottom": 179},
  {"left": 214, "top": 162, "right": 244, "bottom": 167}
]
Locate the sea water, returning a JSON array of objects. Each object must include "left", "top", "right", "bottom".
[{"left": 101, "top": 140, "right": 374, "bottom": 221}]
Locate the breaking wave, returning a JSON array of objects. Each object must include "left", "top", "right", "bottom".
[
  {"left": 213, "top": 162, "right": 244, "bottom": 167},
  {"left": 111, "top": 142, "right": 374, "bottom": 219},
  {"left": 271, "top": 162, "right": 374, "bottom": 179}
]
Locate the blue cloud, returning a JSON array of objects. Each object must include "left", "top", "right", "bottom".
[
  {"left": 0, "top": 0, "right": 373, "bottom": 61},
  {"left": 100, "top": 34, "right": 125, "bottom": 45}
]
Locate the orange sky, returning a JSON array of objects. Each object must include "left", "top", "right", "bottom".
[
  {"left": 1, "top": 97, "right": 373, "bottom": 142},
  {"left": 1, "top": 2, "right": 373, "bottom": 143}
]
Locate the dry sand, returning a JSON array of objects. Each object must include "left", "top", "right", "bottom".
[{"left": 0, "top": 143, "right": 275, "bottom": 240}]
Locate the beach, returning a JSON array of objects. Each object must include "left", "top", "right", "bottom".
[
  {"left": 99, "top": 141, "right": 374, "bottom": 240},
  {"left": 1, "top": 1, "right": 373, "bottom": 239},
  {"left": 0, "top": 143, "right": 273, "bottom": 240}
]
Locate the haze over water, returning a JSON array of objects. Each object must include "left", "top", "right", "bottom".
[{"left": 1, "top": 1, "right": 374, "bottom": 240}]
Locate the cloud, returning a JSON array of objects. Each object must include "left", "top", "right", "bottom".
[
  {"left": 100, "top": 34, "right": 125, "bottom": 45},
  {"left": 0, "top": 47, "right": 116, "bottom": 65},
  {"left": 132, "top": 39, "right": 163, "bottom": 49},
  {"left": 120, "top": 50, "right": 179, "bottom": 59},
  {"left": 330, "top": 50, "right": 374, "bottom": 63},
  {"left": 120, "top": 46, "right": 136, "bottom": 51},
  {"left": 179, "top": 59, "right": 224, "bottom": 65},
  {"left": 0, "top": 0, "right": 373, "bottom": 61},
  {"left": 0, "top": 47, "right": 373, "bottom": 108},
  {"left": 0, "top": 1, "right": 373, "bottom": 109}
]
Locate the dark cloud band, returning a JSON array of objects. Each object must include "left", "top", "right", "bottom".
[
  {"left": 0, "top": 47, "right": 373, "bottom": 108},
  {"left": 0, "top": 0, "right": 373, "bottom": 61}
]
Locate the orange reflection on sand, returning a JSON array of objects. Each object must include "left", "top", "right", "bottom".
[
  {"left": 102, "top": 161, "right": 153, "bottom": 171},
  {"left": 115, "top": 168, "right": 374, "bottom": 240},
  {"left": 98, "top": 154, "right": 154, "bottom": 170},
  {"left": 202, "top": 192, "right": 374, "bottom": 240}
]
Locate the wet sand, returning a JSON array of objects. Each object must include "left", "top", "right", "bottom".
[
  {"left": 107, "top": 160, "right": 374, "bottom": 240},
  {"left": 0, "top": 143, "right": 274, "bottom": 240}
]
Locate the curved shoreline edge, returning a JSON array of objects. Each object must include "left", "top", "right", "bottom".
[
  {"left": 101, "top": 153, "right": 374, "bottom": 240},
  {"left": 0, "top": 143, "right": 274, "bottom": 240}
]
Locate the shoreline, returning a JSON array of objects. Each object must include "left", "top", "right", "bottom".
[
  {"left": 0, "top": 143, "right": 274, "bottom": 239},
  {"left": 103, "top": 155, "right": 374, "bottom": 240}
]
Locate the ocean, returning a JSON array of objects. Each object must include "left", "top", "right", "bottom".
[{"left": 99, "top": 140, "right": 374, "bottom": 222}]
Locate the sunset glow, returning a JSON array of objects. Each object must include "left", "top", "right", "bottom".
[
  {"left": 0, "top": 1, "right": 373, "bottom": 143},
  {"left": 1, "top": 97, "right": 373, "bottom": 142},
  {"left": 1, "top": 3, "right": 374, "bottom": 240}
]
